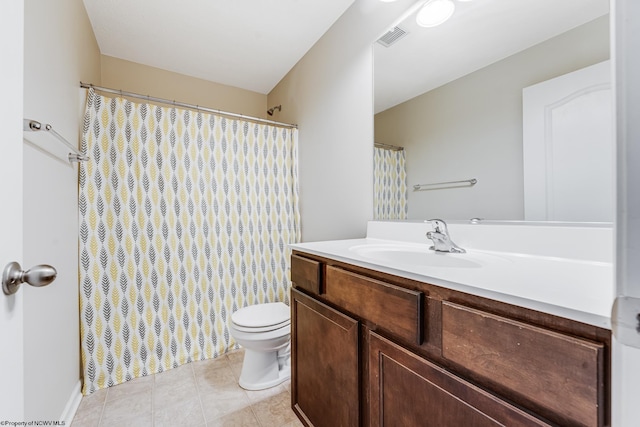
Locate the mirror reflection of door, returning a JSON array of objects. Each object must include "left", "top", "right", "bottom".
[{"left": 523, "top": 60, "right": 613, "bottom": 222}]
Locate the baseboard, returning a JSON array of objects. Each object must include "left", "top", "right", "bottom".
[{"left": 59, "top": 380, "right": 82, "bottom": 424}]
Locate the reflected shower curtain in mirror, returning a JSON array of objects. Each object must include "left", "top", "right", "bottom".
[
  {"left": 78, "top": 88, "right": 300, "bottom": 394},
  {"left": 374, "top": 146, "right": 407, "bottom": 220}
]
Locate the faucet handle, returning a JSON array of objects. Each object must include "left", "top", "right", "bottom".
[
  {"left": 426, "top": 219, "right": 447, "bottom": 233},
  {"left": 424, "top": 219, "right": 465, "bottom": 253}
]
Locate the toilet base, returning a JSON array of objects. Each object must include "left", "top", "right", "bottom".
[
  {"left": 238, "top": 345, "right": 291, "bottom": 391},
  {"left": 239, "top": 364, "right": 290, "bottom": 391}
]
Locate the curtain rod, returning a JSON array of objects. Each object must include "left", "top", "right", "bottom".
[
  {"left": 80, "top": 82, "right": 298, "bottom": 129},
  {"left": 374, "top": 142, "right": 404, "bottom": 151}
]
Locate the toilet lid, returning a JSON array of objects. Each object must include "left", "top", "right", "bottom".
[{"left": 231, "top": 302, "right": 290, "bottom": 329}]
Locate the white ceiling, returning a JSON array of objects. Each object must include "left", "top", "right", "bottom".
[
  {"left": 82, "top": 1, "right": 609, "bottom": 106},
  {"left": 83, "top": 0, "right": 355, "bottom": 94},
  {"left": 374, "top": 0, "right": 610, "bottom": 113}
]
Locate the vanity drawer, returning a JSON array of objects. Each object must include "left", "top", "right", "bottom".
[
  {"left": 369, "top": 331, "right": 551, "bottom": 427},
  {"left": 441, "top": 301, "right": 604, "bottom": 427},
  {"left": 291, "top": 254, "right": 322, "bottom": 295},
  {"left": 324, "top": 266, "right": 423, "bottom": 345}
]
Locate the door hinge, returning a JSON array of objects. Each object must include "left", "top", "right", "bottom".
[{"left": 612, "top": 296, "right": 640, "bottom": 349}]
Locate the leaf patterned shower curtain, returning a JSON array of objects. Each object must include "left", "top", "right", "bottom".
[
  {"left": 79, "top": 88, "right": 300, "bottom": 394},
  {"left": 373, "top": 146, "right": 408, "bottom": 220}
]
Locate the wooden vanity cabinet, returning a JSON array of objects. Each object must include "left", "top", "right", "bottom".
[{"left": 290, "top": 251, "right": 610, "bottom": 427}]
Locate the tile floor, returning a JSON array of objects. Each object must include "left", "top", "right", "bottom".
[{"left": 71, "top": 349, "right": 303, "bottom": 427}]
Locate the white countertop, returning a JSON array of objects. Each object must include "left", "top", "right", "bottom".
[{"left": 290, "top": 221, "right": 615, "bottom": 329}]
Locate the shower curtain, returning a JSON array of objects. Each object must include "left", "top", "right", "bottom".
[
  {"left": 79, "top": 88, "right": 300, "bottom": 394},
  {"left": 373, "top": 146, "right": 408, "bottom": 220}
]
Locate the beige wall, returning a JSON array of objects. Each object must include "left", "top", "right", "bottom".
[
  {"left": 101, "top": 55, "right": 268, "bottom": 119},
  {"left": 23, "top": 0, "right": 101, "bottom": 420},
  {"left": 268, "top": 0, "right": 419, "bottom": 242},
  {"left": 375, "top": 16, "right": 610, "bottom": 221}
]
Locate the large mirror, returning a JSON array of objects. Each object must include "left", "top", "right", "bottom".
[{"left": 373, "top": 0, "right": 611, "bottom": 222}]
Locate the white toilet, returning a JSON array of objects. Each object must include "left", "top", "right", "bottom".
[{"left": 229, "top": 302, "right": 291, "bottom": 390}]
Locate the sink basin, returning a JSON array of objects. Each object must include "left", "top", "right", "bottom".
[{"left": 349, "top": 243, "right": 483, "bottom": 269}]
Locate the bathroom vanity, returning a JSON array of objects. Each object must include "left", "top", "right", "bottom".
[{"left": 289, "top": 221, "right": 613, "bottom": 427}]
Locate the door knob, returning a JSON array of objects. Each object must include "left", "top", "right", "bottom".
[{"left": 2, "top": 262, "right": 57, "bottom": 295}]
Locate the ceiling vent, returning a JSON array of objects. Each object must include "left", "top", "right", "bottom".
[{"left": 376, "top": 26, "right": 408, "bottom": 48}]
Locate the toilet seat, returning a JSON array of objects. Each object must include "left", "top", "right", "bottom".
[{"left": 231, "top": 302, "right": 290, "bottom": 333}]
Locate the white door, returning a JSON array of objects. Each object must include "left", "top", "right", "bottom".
[
  {"left": 612, "top": 0, "right": 640, "bottom": 424},
  {"left": 523, "top": 60, "right": 613, "bottom": 222},
  {"left": 0, "top": 2, "right": 25, "bottom": 419}
]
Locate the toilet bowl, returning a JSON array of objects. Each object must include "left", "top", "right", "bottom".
[{"left": 229, "top": 302, "right": 291, "bottom": 390}]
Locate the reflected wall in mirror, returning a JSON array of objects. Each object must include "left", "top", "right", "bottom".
[{"left": 373, "top": 0, "right": 611, "bottom": 222}]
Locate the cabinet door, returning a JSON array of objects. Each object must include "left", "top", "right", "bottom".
[
  {"left": 291, "top": 288, "right": 359, "bottom": 427},
  {"left": 368, "top": 331, "right": 551, "bottom": 427}
]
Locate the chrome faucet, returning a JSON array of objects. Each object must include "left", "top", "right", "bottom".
[{"left": 425, "top": 219, "right": 466, "bottom": 253}]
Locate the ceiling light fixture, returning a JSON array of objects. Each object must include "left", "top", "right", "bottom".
[{"left": 416, "top": 0, "right": 456, "bottom": 28}]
